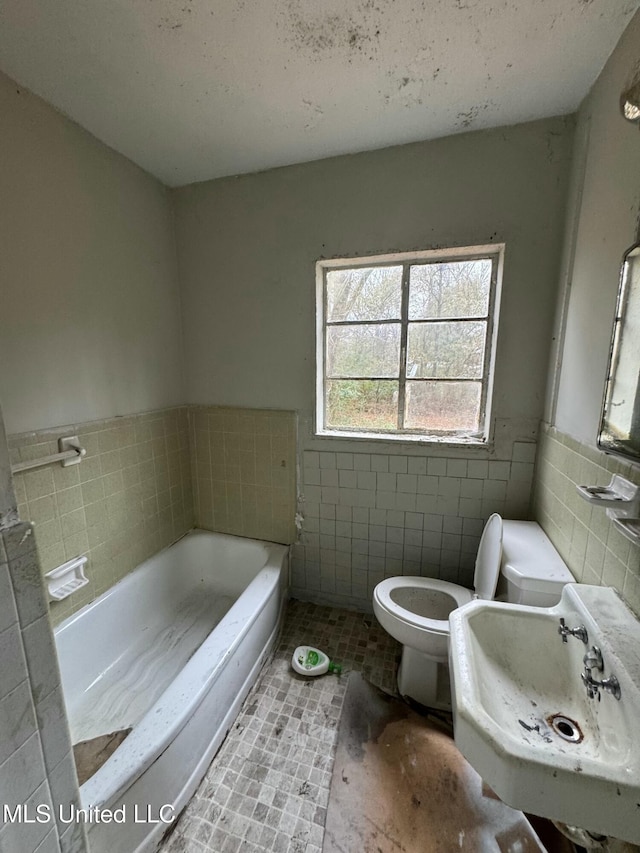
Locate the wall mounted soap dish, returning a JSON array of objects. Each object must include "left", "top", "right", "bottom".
[
  {"left": 609, "top": 515, "right": 640, "bottom": 544},
  {"left": 577, "top": 475, "right": 640, "bottom": 545},
  {"left": 576, "top": 474, "right": 639, "bottom": 506},
  {"left": 45, "top": 555, "right": 88, "bottom": 601}
]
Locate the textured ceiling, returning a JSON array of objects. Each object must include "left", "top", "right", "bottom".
[{"left": 0, "top": 0, "right": 638, "bottom": 186}]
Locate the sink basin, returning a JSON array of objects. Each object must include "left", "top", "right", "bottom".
[{"left": 449, "top": 584, "right": 640, "bottom": 844}]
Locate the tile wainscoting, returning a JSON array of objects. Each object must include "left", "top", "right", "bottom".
[
  {"left": 16, "top": 411, "right": 627, "bottom": 627},
  {"left": 190, "top": 407, "right": 297, "bottom": 545},
  {"left": 9, "top": 405, "right": 297, "bottom": 626},
  {"left": 291, "top": 436, "right": 537, "bottom": 612},
  {"left": 9, "top": 407, "right": 194, "bottom": 626},
  {"left": 533, "top": 423, "right": 640, "bottom": 616}
]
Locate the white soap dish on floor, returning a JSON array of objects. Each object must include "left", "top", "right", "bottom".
[{"left": 45, "top": 555, "right": 89, "bottom": 601}]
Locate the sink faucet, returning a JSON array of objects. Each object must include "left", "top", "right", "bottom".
[
  {"left": 583, "top": 645, "right": 603, "bottom": 672},
  {"left": 581, "top": 645, "right": 622, "bottom": 701},
  {"left": 558, "top": 618, "right": 588, "bottom": 644}
]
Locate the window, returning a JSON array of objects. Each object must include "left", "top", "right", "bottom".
[{"left": 316, "top": 245, "right": 504, "bottom": 444}]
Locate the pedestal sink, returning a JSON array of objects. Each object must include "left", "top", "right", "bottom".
[{"left": 449, "top": 584, "right": 640, "bottom": 844}]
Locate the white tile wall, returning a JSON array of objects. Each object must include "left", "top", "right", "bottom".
[
  {"left": 292, "top": 443, "right": 536, "bottom": 611},
  {"left": 0, "top": 523, "right": 87, "bottom": 853}
]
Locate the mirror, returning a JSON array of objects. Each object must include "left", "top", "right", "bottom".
[{"left": 598, "top": 242, "right": 640, "bottom": 462}]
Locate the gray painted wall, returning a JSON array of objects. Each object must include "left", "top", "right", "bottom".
[
  {"left": 0, "top": 70, "right": 184, "bottom": 436},
  {"left": 551, "top": 11, "right": 640, "bottom": 447},
  {"left": 174, "top": 117, "right": 574, "bottom": 450}
]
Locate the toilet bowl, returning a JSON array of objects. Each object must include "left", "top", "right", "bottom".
[
  {"left": 373, "top": 514, "right": 573, "bottom": 710},
  {"left": 374, "top": 576, "right": 473, "bottom": 663}
]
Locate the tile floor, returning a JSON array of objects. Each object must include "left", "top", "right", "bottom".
[{"left": 159, "top": 600, "right": 401, "bottom": 853}]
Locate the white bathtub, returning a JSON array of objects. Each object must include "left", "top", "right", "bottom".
[{"left": 54, "top": 529, "right": 289, "bottom": 853}]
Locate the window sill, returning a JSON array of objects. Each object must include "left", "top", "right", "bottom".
[{"left": 315, "top": 428, "right": 489, "bottom": 448}]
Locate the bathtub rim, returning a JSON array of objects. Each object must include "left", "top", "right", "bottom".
[
  {"left": 53, "top": 528, "right": 281, "bottom": 637},
  {"left": 90, "top": 583, "right": 287, "bottom": 853}
]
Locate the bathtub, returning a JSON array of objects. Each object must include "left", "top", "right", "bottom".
[{"left": 54, "top": 529, "right": 289, "bottom": 853}]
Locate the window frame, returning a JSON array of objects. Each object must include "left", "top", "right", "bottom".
[{"left": 315, "top": 244, "right": 505, "bottom": 445}]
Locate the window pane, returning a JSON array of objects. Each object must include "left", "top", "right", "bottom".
[
  {"left": 326, "top": 266, "right": 402, "bottom": 322},
  {"left": 407, "top": 321, "right": 486, "bottom": 379},
  {"left": 405, "top": 381, "right": 482, "bottom": 432},
  {"left": 326, "top": 380, "right": 398, "bottom": 430},
  {"left": 409, "top": 259, "right": 492, "bottom": 319},
  {"left": 327, "top": 324, "right": 400, "bottom": 378}
]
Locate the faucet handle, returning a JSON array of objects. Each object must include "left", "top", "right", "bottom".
[
  {"left": 558, "top": 618, "right": 589, "bottom": 644},
  {"left": 581, "top": 668, "right": 622, "bottom": 701}
]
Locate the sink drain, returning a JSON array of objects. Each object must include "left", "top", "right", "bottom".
[{"left": 548, "top": 713, "right": 583, "bottom": 743}]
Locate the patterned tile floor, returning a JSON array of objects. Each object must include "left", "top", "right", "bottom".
[{"left": 160, "top": 600, "right": 401, "bottom": 853}]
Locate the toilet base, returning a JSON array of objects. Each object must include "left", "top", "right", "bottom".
[{"left": 397, "top": 646, "right": 452, "bottom": 711}]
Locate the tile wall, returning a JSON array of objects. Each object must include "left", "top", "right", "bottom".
[
  {"left": 291, "top": 440, "right": 537, "bottom": 611},
  {"left": 190, "top": 407, "right": 297, "bottom": 545},
  {"left": 9, "top": 407, "right": 194, "bottom": 626},
  {"left": 0, "top": 522, "right": 87, "bottom": 853},
  {"left": 533, "top": 423, "right": 640, "bottom": 615}
]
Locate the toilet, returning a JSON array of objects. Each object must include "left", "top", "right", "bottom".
[{"left": 372, "top": 514, "right": 574, "bottom": 710}]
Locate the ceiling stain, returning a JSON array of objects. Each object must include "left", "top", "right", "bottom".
[
  {"left": 281, "top": 0, "right": 386, "bottom": 62},
  {"left": 381, "top": 44, "right": 440, "bottom": 108},
  {"left": 385, "top": 75, "right": 425, "bottom": 108},
  {"left": 457, "top": 106, "right": 480, "bottom": 127},
  {"left": 0, "top": 0, "right": 634, "bottom": 184},
  {"left": 455, "top": 100, "right": 495, "bottom": 128},
  {"left": 156, "top": 0, "right": 193, "bottom": 32},
  {"left": 302, "top": 98, "right": 325, "bottom": 130}
]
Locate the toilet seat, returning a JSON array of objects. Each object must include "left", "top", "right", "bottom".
[
  {"left": 372, "top": 514, "right": 504, "bottom": 662},
  {"left": 473, "top": 513, "right": 503, "bottom": 601},
  {"left": 373, "top": 576, "right": 473, "bottom": 661},
  {"left": 373, "top": 513, "right": 503, "bottom": 635},
  {"left": 373, "top": 575, "right": 473, "bottom": 637}
]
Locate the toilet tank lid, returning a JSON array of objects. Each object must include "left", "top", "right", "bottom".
[{"left": 501, "top": 521, "right": 574, "bottom": 590}]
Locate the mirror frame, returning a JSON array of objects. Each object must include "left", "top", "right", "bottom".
[{"left": 598, "top": 241, "right": 640, "bottom": 462}]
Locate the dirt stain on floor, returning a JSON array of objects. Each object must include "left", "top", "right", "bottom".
[{"left": 323, "top": 673, "right": 574, "bottom": 853}]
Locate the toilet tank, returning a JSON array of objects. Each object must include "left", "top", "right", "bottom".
[{"left": 496, "top": 520, "right": 574, "bottom": 607}]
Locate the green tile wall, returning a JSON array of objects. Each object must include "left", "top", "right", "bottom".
[
  {"left": 190, "top": 406, "right": 297, "bottom": 545},
  {"left": 533, "top": 423, "right": 640, "bottom": 616},
  {"left": 10, "top": 407, "right": 194, "bottom": 625},
  {"left": 9, "top": 405, "right": 298, "bottom": 626}
]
